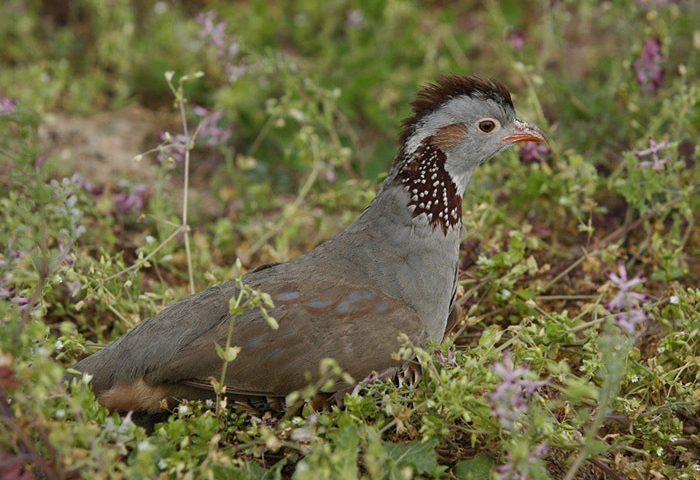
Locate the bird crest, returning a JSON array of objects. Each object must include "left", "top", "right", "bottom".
[{"left": 400, "top": 74, "right": 513, "bottom": 144}]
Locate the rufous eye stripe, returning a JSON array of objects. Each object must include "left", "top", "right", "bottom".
[{"left": 431, "top": 124, "right": 469, "bottom": 149}]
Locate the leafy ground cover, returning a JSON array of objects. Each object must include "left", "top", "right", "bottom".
[{"left": 1, "top": 1, "right": 699, "bottom": 478}]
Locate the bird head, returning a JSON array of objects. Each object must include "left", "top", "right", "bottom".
[{"left": 398, "top": 75, "right": 547, "bottom": 196}]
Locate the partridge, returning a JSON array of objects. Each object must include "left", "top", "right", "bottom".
[{"left": 73, "top": 75, "right": 546, "bottom": 414}]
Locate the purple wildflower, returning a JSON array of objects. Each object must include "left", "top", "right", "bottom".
[
  {"left": 635, "top": 138, "right": 670, "bottom": 172},
  {"left": 435, "top": 350, "right": 446, "bottom": 365},
  {"left": 66, "top": 280, "right": 82, "bottom": 298},
  {"left": 488, "top": 352, "right": 548, "bottom": 429},
  {"left": 607, "top": 261, "right": 647, "bottom": 309},
  {"left": 113, "top": 181, "right": 149, "bottom": 215},
  {"left": 10, "top": 295, "right": 30, "bottom": 311},
  {"left": 192, "top": 106, "right": 232, "bottom": 147},
  {"left": 448, "top": 347, "right": 456, "bottom": 366},
  {"left": 346, "top": 9, "right": 366, "bottom": 29},
  {"left": 49, "top": 176, "right": 87, "bottom": 241},
  {"left": 519, "top": 141, "right": 550, "bottom": 163},
  {"left": 632, "top": 38, "right": 664, "bottom": 93},
  {"left": 158, "top": 108, "right": 231, "bottom": 164},
  {"left": 435, "top": 347, "right": 458, "bottom": 367},
  {"left": 506, "top": 29, "right": 525, "bottom": 50},
  {"left": 0, "top": 96, "right": 17, "bottom": 116},
  {"left": 70, "top": 172, "right": 101, "bottom": 196},
  {"left": 0, "top": 252, "right": 33, "bottom": 311},
  {"left": 323, "top": 162, "right": 336, "bottom": 183},
  {"left": 195, "top": 11, "right": 247, "bottom": 83},
  {"left": 196, "top": 11, "right": 227, "bottom": 50},
  {"left": 496, "top": 443, "right": 548, "bottom": 480},
  {"left": 606, "top": 261, "right": 648, "bottom": 334},
  {"left": 614, "top": 309, "right": 648, "bottom": 336},
  {"left": 157, "top": 132, "right": 190, "bottom": 165},
  {"left": 224, "top": 63, "right": 248, "bottom": 83},
  {"left": 34, "top": 154, "right": 47, "bottom": 172}
]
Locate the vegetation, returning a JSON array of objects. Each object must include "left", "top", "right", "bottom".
[{"left": 1, "top": 1, "right": 698, "bottom": 478}]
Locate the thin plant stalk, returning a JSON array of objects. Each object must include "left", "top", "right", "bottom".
[
  {"left": 177, "top": 80, "right": 196, "bottom": 295},
  {"left": 217, "top": 289, "right": 243, "bottom": 416}
]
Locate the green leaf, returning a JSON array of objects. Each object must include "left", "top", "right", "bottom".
[
  {"left": 563, "top": 377, "right": 599, "bottom": 404},
  {"left": 263, "top": 311, "right": 279, "bottom": 329},
  {"left": 384, "top": 438, "right": 438, "bottom": 475},
  {"left": 585, "top": 439, "right": 608, "bottom": 457},
  {"left": 294, "top": 425, "right": 359, "bottom": 480},
  {"left": 478, "top": 325, "right": 503, "bottom": 349},
  {"left": 212, "top": 458, "right": 286, "bottom": 480},
  {"left": 453, "top": 453, "right": 496, "bottom": 480}
]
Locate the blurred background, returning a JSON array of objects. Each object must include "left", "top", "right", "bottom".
[{"left": 3, "top": 0, "right": 698, "bottom": 265}]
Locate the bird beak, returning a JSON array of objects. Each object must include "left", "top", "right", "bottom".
[{"left": 503, "top": 119, "right": 548, "bottom": 145}]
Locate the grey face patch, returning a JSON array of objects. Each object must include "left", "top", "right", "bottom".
[
  {"left": 400, "top": 74, "right": 514, "bottom": 144},
  {"left": 405, "top": 96, "right": 515, "bottom": 155},
  {"left": 400, "top": 95, "right": 517, "bottom": 196}
]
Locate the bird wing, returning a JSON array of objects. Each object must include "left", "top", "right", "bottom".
[
  {"left": 74, "top": 263, "right": 426, "bottom": 403},
  {"left": 155, "top": 271, "right": 427, "bottom": 396}
]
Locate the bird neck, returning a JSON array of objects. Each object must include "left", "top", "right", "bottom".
[{"left": 391, "top": 138, "right": 463, "bottom": 235}]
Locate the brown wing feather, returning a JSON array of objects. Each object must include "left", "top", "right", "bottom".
[
  {"left": 158, "top": 279, "right": 425, "bottom": 396},
  {"left": 75, "top": 259, "right": 426, "bottom": 411}
]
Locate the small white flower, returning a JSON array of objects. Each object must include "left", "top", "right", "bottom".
[
  {"left": 657, "top": 346, "right": 665, "bottom": 353},
  {"left": 290, "top": 428, "right": 312, "bottom": 441},
  {"left": 630, "top": 375, "right": 640, "bottom": 383},
  {"left": 137, "top": 440, "right": 152, "bottom": 452},
  {"left": 289, "top": 108, "right": 305, "bottom": 121},
  {"left": 656, "top": 447, "right": 664, "bottom": 456},
  {"left": 54, "top": 340, "right": 64, "bottom": 351},
  {"left": 82, "top": 373, "right": 93, "bottom": 384},
  {"left": 158, "top": 459, "right": 167, "bottom": 470},
  {"left": 500, "top": 289, "right": 511, "bottom": 300},
  {"left": 55, "top": 409, "right": 65, "bottom": 418},
  {"left": 205, "top": 399, "right": 214, "bottom": 408},
  {"left": 153, "top": 2, "right": 167, "bottom": 15},
  {"left": 177, "top": 404, "right": 190, "bottom": 415},
  {"left": 145, "top": 235, "right": 156, "bottom": 244},
  {"left": 669, "top": 295, "right": 679, "bottom": 305}
]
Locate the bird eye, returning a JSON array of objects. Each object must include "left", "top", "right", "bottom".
[{"left": 478, "top": 119, "right": 497, "bottom": 133}]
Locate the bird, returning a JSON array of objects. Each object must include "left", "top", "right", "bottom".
[{"left": 72, "top": 74, "right": 547, "bottom": 416}]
